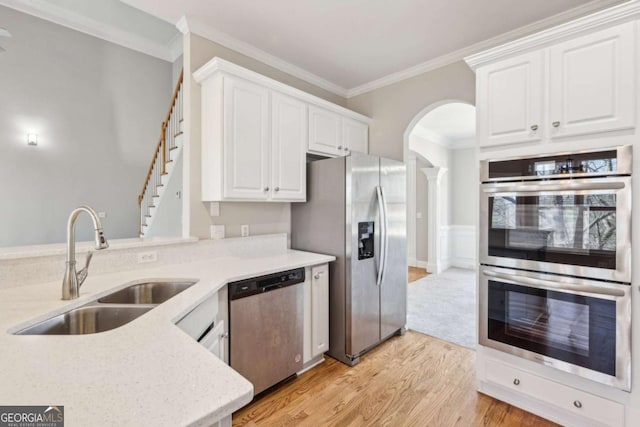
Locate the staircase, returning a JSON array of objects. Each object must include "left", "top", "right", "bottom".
[{"left": 138, "top": 70, "right": 184, "bottom": 236}]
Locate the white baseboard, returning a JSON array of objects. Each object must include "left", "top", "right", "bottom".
[
  {"left": 415, "top": 260, "right": 428, "bottom": 269},
  {"left": 450, "top": 257, "right": 476, "bottom": 270}
]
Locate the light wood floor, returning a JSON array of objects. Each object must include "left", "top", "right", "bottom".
[
  {"left": 408, "top": 266, "right": 429, "bottom": 283},
  {"left": 232, "top": 331, "right": 558, "bottom": 427}
]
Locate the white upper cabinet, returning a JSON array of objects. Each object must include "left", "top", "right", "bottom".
[
  {"left": 309, "top": 106, "right": 343, "bottom": 156},
  {"left": 195, "top": 58, "right": 370, "bottom": 202},
  {"left": 309, "top": 106, "right": 370, "bottom": 157},
  {"left": 477, "top": 51, "right": 544, "bottom": 147},
  {"left": 271, "top": 92, "right": 307, "bottom": 201},
  {"left": 342, "top": 117, "right": 369, "bottom": 154},
  {"left": 469, "top": 19, "right": 637, "bottom": 149},
  {"left": 223, "top": 77, "right": 271, "bottom": 200},
  {"left": 548, "top": 22, "right": 636, "bottom": 139}
]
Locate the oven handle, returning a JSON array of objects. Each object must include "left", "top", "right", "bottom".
[
  {"left": 482, "top": 269, "right": 626, "bottom": 298},
  {"left": 482, "top": 181, "right": 625, "bottom": 193}
]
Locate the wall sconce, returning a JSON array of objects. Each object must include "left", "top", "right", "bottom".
[{"left": 27, "top": 133, "right": 38, "bottom": 146}]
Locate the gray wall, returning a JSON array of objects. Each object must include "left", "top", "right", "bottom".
[
  {"left": 347, "top": 61, "right": 476, "bottom": 161},
  {"left": 0, "top": 6, "right": 172, "bottom": 247},
  {"left": 451, "top": 147, "right": 477, "bottom": 226},
  {"left": 184, "top": 33, "right": 346, "bottom": 240}
]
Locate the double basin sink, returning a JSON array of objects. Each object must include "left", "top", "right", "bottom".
[{"left": 15, "top": 281, "right": 196, "bottom": 336}]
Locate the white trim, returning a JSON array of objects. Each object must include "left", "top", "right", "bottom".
[
  {"left": 348, "top": 0, "right": 625, "bottom": 97},
  {"left": 465, "top": 0, "right": 640, "bottom": 70},
  {"left": 168, "top": 33, "right": 183, "bottom": 62},
  {"left": 193, "top": 57, "right": 371, "bottom": 124},
  {"left": 177, "top": 15, "right": 349, "bottom": 98},
  {"left": 0, "top": 0, "right": 177, "bottom": 62},
  {"left": 412, "top": 126, "right": 477, "bottom": 151}
]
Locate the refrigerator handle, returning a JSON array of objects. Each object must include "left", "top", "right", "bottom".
[{"left": 376, "top": 185, "right": 388, "bottom": 286}]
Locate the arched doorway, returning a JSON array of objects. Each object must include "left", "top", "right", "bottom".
[{"left": 403, "top": 101, "right": 477, "bottom": 274}]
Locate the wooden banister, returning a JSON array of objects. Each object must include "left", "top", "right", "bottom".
[{"left": 138, "top": 70, "right": 184, "bottom": 235}]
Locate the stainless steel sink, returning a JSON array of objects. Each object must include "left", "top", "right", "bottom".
[
  {"left": 15, "top": 305, "right": 152, "bottom": 335},
  {"left": 97, "top": 281, "right": 196, "bottom": 305}
]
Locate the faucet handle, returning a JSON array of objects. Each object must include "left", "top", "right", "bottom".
[{"left": 77, "top": 251, "right": 93, "bottom": 287}]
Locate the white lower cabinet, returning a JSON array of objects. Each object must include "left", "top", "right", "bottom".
[
  {"left": 303, "top": 263, "right": 330, "bottom": 364},
  {"left": 484, "top": 359, "right": 624, "bottom": 427}
]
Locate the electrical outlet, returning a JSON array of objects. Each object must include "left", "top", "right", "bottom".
[
  {"left": 416, "top": 212, "right": 422, "bottom": 219},
  {"left": 211, "top": 225, "right": 225, "bottom": 240},
  {"left": 240, "top": 225, "right": 249, "bottom": 237},
  {"left": 98, "top": 212, "right": 107, "bottom": 218},
  {"left": 137, "top": 251, "right": 158, "bottom": 263}
]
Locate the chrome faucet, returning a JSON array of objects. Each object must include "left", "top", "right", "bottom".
[{"left": 62, "top": 206, "right": 109, "bottom": 300}]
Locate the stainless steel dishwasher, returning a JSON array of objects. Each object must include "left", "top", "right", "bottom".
[{"left": 228, "top": 268, "right": 305, "bottom": 395}]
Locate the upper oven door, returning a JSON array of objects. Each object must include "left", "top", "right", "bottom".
[{"left": 480, "top": 177, "right": 631, "bottom": 283}]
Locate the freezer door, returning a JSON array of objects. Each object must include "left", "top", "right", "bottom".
[
  {"left": 346, "top": 154, "right": 382, "bottom": 356},
  {"left": 379, "top": 157, "right": 407, "bottom": 339}
]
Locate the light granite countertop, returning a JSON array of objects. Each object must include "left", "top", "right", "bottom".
[{"left": 0, "top": 249, "right": 335, "bottom": 426}]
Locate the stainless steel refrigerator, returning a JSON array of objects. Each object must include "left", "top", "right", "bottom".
[{"left": 291, "top": 152, "right": 407, "bottom": 366}]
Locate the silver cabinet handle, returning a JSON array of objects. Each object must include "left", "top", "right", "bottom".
[
  {"left": 274, "top": 187, "right": 280, "bottom": 192},
  {"left": 530, "top": 125, "right": 538, "bottom": 131},
  {"left": 573, "top": 400, "right": 582, "bottom": 409},
  {"left": 513, "top": 378, "right": 520, "bottom": 386},
  {"left": 314, "top": 271, "right": 324, "bottom": 280},
  {"left": 337, "top": 146, "right": 343, "bottom": 150},
  {"left": 552, "top": 121, "right": 560, "bottom": 127},
  {"left": 344, "top": 147, "right": 349, "bottom": 151},
  {"left": 264, "top": 187, "right": 269, "bottom": 192},
  {"left": 220, "top": 332, "right": 228, "bottom": 340}
]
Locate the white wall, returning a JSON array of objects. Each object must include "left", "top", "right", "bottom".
[
  {"left": 0, "top": 5, "right": 172, "bottom": 247},
  {"left": 451, "top": 147, "right": 477, "bottom": 226}
]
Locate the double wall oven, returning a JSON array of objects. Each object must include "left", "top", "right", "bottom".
[{"left": 479, "top": 146, "right": 632, "bottom": 391}]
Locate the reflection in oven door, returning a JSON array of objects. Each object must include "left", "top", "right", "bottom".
[
  {"left": 480, "top": 177, "right": 631, "bottom": 283},
  {"left": 480, "top": 267, "right": 631, "bottom": 391}
]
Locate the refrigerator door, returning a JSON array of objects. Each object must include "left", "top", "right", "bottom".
[
  {"left": 346, "top": 154, "right": 382, "bottom": 357},
  {"left": 379, "top": 157, "right": 407, "bottom": 339}
]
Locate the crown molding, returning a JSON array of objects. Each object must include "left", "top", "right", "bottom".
[
  {"left": 464, "top": 0, "right": 640, "bottom": 70},
  {"left": 347, "top": 0, "right": 627, "bottom": 97},
  {"left": 0, "top": 0, "right": 178, "bottom": 62},
  {"left": 194, "top": 57, "right": 370, "bottom": 123},
  {"left": 178, "top": 15, "right": 349, "bottom": 98}
]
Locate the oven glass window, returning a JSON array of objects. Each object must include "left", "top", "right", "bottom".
[
  {"left": 489, "top": 193, "right": 616, "bottom": 269},
  {"left": 488, "top": 280, "right": 616, "bottom": 376}
]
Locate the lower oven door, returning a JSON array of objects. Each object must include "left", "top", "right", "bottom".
[{"left": 480, "top": 266, "right": 631, "bottom": 391}]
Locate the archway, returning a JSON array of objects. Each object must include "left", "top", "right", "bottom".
[{"left": 403, "top": 100, "right": 476, "bottom": 274}]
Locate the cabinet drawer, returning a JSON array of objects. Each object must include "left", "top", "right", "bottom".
[
  {"left": 485, "top": 359, "right": 624, "bottom": 427},
  {"left": 175, "top": 292, "right": 219, "bottom": 339}
]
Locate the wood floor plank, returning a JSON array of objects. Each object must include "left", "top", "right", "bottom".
[
  {"left": 408, "top": 267, "right": 429, "bottom": 283},
  {"left": 233, "top": 331, "right": 559, "bottom": 427}
]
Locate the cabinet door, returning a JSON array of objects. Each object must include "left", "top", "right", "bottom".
[
  {"left": 271, "top": 92, "right": 307, "bottom": 201},
  {"left": 342, "top": 118, "right": 369, "bottom": 154},
  {"left": 549, "top": 22, "right": 635, "bottom": 138},
  {"left": 223, "top": 77, "right": 270, "bottom": 200},
  {"left": 311, "top": 264, "right": 329, "bottom": 357},
  {"left": 200, "top": 320, "right": 226, "bottom": 362},
  {"left": 309, "top": 106, "right": 342, "bottom": 156},
  {"left": 477, "top": 51, "right": 544, "bottom": 147}
]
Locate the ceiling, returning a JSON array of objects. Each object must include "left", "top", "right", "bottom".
[
  {"left": 121, "top": 0, "right": 626, "bottom": 95},
  {"left": 0, "top": 0, "right": 179, "bottom": 60},
  {"left": 412, "top": 103, "right": 476, "bottom": 149}
]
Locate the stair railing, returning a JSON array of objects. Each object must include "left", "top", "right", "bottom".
[{"left": 138, "top": 69, "right": 184, "bottom": 236}]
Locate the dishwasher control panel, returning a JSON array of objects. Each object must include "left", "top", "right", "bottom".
[{"left": 228, "top": 268, "right": 305, "bottom": 300}]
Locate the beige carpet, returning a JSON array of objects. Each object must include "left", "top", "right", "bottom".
[{"left": 407, "top": 268, "right": 477, "bottom": 349}]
